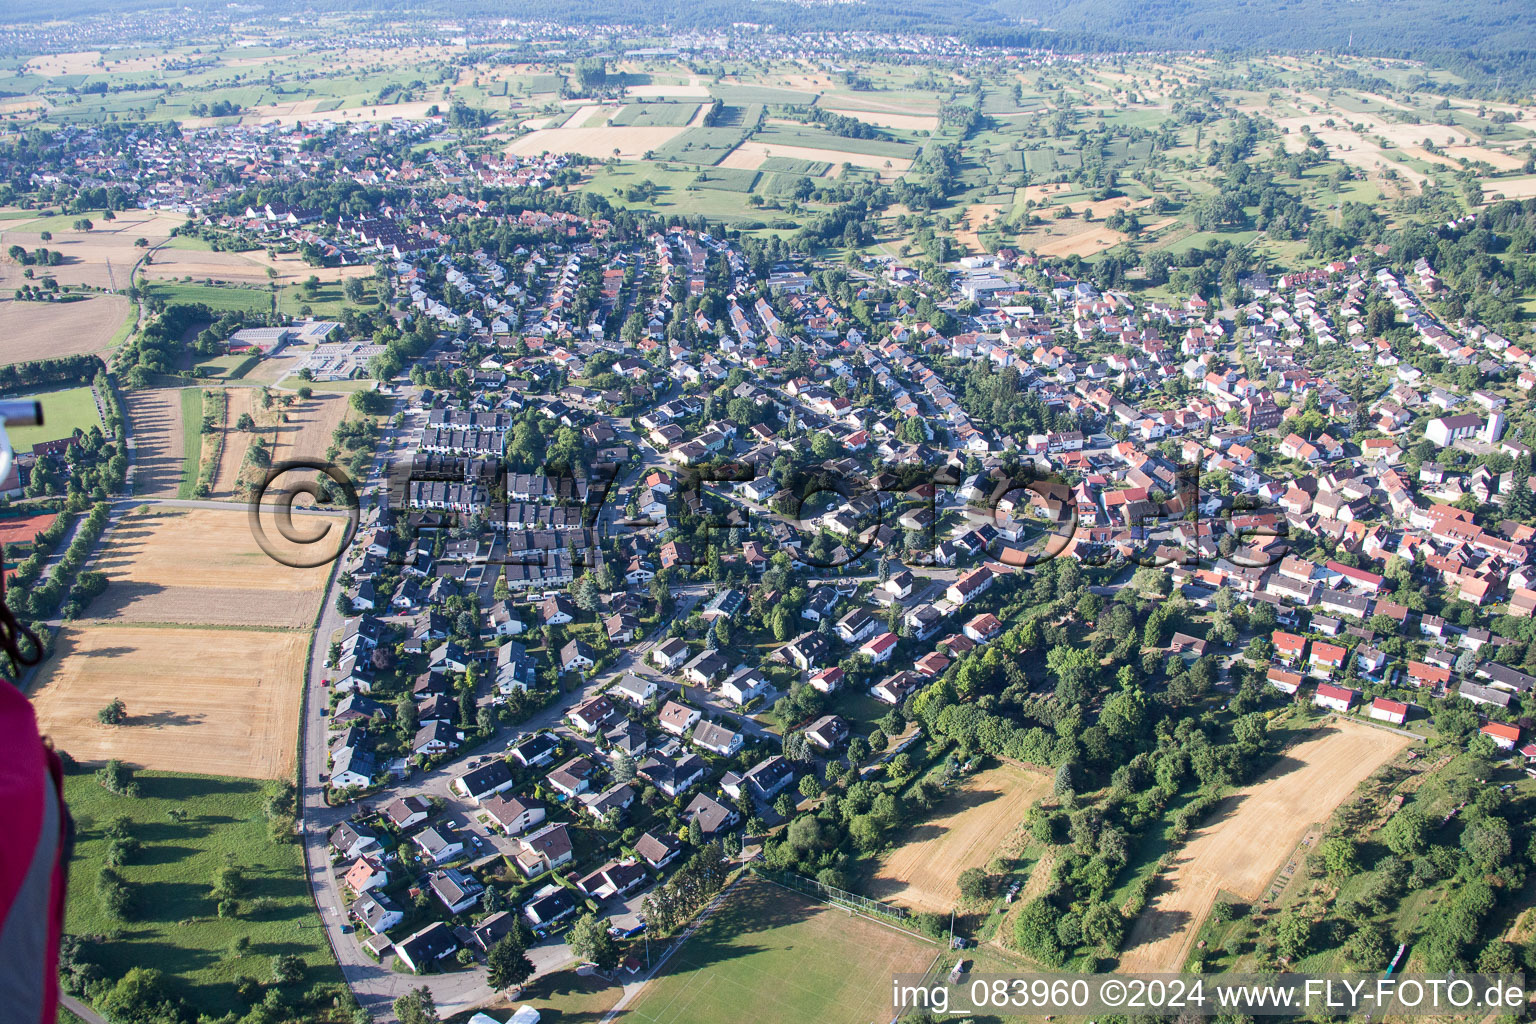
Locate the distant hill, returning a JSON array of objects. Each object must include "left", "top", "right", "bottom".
[
  {"left": 4, "top": 0, "right": 1533, "bottom": 62},
  {"left": 995, "top": 0, "right": 1535, "bottom": 56}
]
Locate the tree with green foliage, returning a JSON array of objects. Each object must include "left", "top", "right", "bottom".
[
  {"left": 394, "top": 987, "right": 439, "bottom": 1024},
  {"left": 487, "top": 933, "right": 535, "bottom": 991},
  {"left": 95, "top": 758, "right": 140, "bottom": 797},
  {"left": 271, "top": 953, "right": 304, "bottom": 984},
  {"left": 567, "top": 913, "right": 621, "bottom": 971},
  {"left": 1318, "top": 836, "right": 1359, "bottom": 878},
  {"left": 1380, "top": 807, "right": 1428, "bottom": 858},
  {"left": 1274, "top": 911, "right": 1310, "bottom": 961},
  {"left": 1013, "top": 897, "right": 1065, "bottom": 966},
  {"left": 98, "top": 697, "right": 127, "bottom": 725},
  {"left": 97, "top": 867, "right": 135, "bottom": 921},
  {"left": 97, "top": 966, "right": 179, "bottom": 1023}
]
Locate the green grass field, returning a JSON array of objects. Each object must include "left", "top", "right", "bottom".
[
  {"left": 753, "top": 125, "right": 918, "bottom": 159},
  {"left": 62, "top": 771, "right": 338, "bottom": 1018},
  {"left": 164, "top": 234, "right": 215, "bottom": 251},
  {"left": 611, "top": 102, "right": 700, "bottom": 127},
  {"left": 620, "top": 876, "right": 936, "bottom": 1024},
  {"left": 710, "top": 85, "right": 819, "bottom": 106},
  {"left": 275, "top": 281, "right": 376, "bottom": 318},
  {"left": 649, "top": 127, "right": 748, "bottom": 166},
  {"left": 691, "top": 167, "right": 759, "bottom": 192},
  {"left": 758, "top": 156, "right": 831, "bottom": 176},
  {"left": 144, "top": 281, "right": 274, "bottom": 314},
  {"left": 177, "top": 386, "right": 202, "bottom": 498},
  {"left": 4, "top": 385, "right": 101, "bottom": 452}
]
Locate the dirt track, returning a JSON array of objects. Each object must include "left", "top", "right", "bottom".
[{"left": 1118, "top": 721, "right": 1411, "bottom": 973}]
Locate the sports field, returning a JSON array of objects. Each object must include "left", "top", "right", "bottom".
[
  {"left": 866, "top": 762, "right": 1050, "bottom": 914},
  {"left": 29, "top": 623, "right": 309, "bottom": 778},
  {"left": 80, "top": 506, "right": 340, "bottom": 627},
  {"left": 3, "top": 384, "right": 102, "bottom": 452},
  {"left": 620, "top": 876, "right": 936, "bottom": 1024},
  {"left": 1118, "top": 721, "right": 1412, "bottom": 973}
]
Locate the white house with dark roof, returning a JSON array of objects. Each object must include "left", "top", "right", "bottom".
[{"left": 692, "top": 720, "right": 742, "bottom": 756}]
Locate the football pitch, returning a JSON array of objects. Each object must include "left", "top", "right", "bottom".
[{"left": 620, "top": 876, "right": 937, "bottom": 1024}]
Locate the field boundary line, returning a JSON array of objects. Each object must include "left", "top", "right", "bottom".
[
  {"left": 751, "top": 869, "right": 939, "bottom": 945},
  {"left": 1322, "top": 710, "right": 1423, "bottom": 740}
]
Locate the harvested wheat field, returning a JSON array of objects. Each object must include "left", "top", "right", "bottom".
[
  {"left": 30, "top": 624, "right": 307, "bottom": 779},
  {"left": 221, "top": 390, "right": 350, "bottom": 495},
  {"left": 125, "top": 387, "right": 187, "bottom": 498},
  {"left": 0, "top": 294, "right": 130, "bottom": 364},
  {"left": 145, "top": 247, "right": 375, "bottom": 287},
  {"left": 867, "top": 762, "right": 1050, "bottom": 914},
  {"left": 819, "top": 107, "right": 939, "bottom": 132},
  {"left": 82, "top": 507, "right": 340, "bottom": 628},
  {"left": 507, "top": 124, "right": 688, "bottom": 159},
  {"left": 955, "top": 203, "right": 1009, "bottom": 255},
  {"left": 1118, "top": 721, "right": 1411, "bottom": 973},
  {"left": 0, "top": 210, "right": 185, "bottom": 289},
  {"left": 265, "top": 391, "right": 351, "bottom": 473},
  {"left": 720, "top": 141, "right": 912, "bottom": 179},
  {"left": 1482, "top": 176, "right": 1536, "bottom": 201}
]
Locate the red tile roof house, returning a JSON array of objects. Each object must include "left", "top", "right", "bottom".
[
  {"left": 1326, "top": 560, "right": 1386, "bottom": 594},
  {"left": 808, "top": 666, "right": 844, "bottom": 694},
  {"left": 1406, "top": 660, "right": 1452, "bottom": 691},
  {"left": 345, "top": 856, "right": 389, "bottom": 893},
  {"left": 567, "top": 695, "right": 618, "bottom": 734},
  {"left": 1273, "top": 631, "right": 1307, "bottom": 665},
  {"left": 914, "top": 651, "right": 951, "bottom": 678},
  {"left": 1369, "top": 697, "right": 1409, "bottom": 726},
  {"left": 859, "top": 631, "right": 899, "bottom": 664},
  {"left": 946, "top": 565, "right": 994, "bottom": 606},
  {"left": 1267, "top": 666, "right": 1303, "bottom": 695},
  {"left": 963, "top": 613, "right": 1002, "bottom": 643},
  {"left": 1308, "top": 642, "right": 1347, "bottom": 679},
  {"left": 1481, "top": 721, "right": 1520, "bottom": 751},
  {"left": 1313, "top": 682, "right": 1356, "bottom": 712}
]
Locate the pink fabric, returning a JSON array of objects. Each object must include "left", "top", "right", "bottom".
[{"left": 0, "top": 681, "right": 64, "bottom": 1024}]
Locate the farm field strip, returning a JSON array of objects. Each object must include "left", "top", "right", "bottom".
[
  {"left": 124, "top": 387, "right": 186, "bottom": 498},
  {"left": 80, "top": 506, "right": 339, "bottom": 627},
  {"left": 0, "top": 294, "right": 132, "bottom": 366}
]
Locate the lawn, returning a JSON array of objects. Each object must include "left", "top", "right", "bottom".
[
  {"left": 62, "top": 770, "right": 339, "bottom": 1018},
  {"left": 448, "top": 969, "right": 624, "bottom": 1024},
  {"left": 3, "top": 385, "right": 101, "bottom": 452},
  {"left": 275, "top": 281, "right": 375, "bottom": 318},
  {"left": 619, "top": 875, "right": 936, "bottom": 1024}
]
